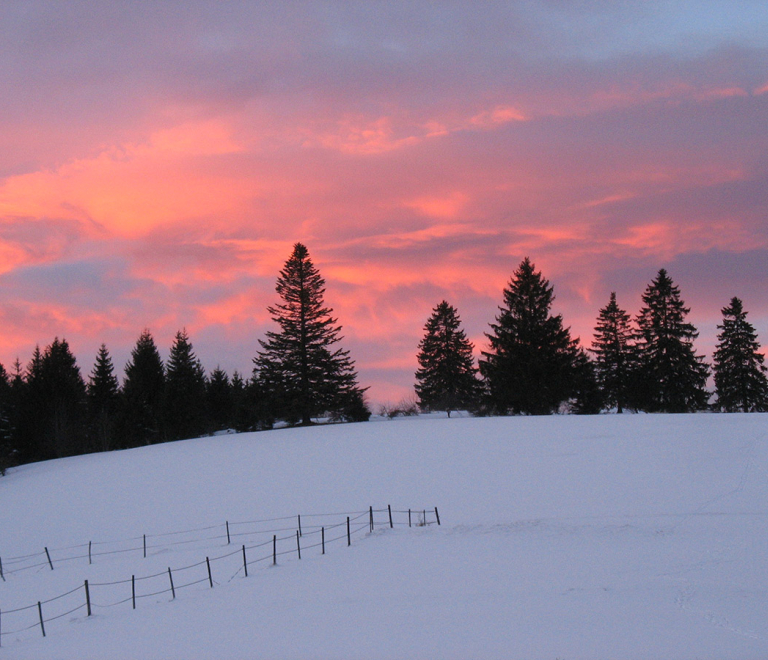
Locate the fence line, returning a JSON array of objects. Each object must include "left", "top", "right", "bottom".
[
  {"left": 0, "top": 508, "right": 410, "bottom": 578},
  {"left": 0, "top": 505, "right": 440, "bottom": 648}
]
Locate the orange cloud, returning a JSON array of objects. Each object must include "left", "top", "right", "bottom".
[
  {"left": 404, "top": 192, "right": 469, "bottom": 219},
  {"left": 0, "top": 118, "right": 255, "bottom": 238},
  {"left": 470, "top": 105, "right": 528, "bottom": 127},
  {"left": 311, "top": 116, "right": 423, "bottom": 155}
]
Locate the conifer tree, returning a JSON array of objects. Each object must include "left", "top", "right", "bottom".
[
  {"left": 88, "top": 344, "right": 120, "bottom": 451},
  {"left": 38, "top": 338, "right": 88, "bottom": 458},
  {"left": 479, "top": 258, "right": 582, "bottom": 415},
  {"left": 569, "top": 348, "right": 604, "bottom": 414},
  {"left": 0, "top": 362, "right": 14, "bottom": 475},
  {"left": 14, "top": 348, "right": 45, "bottom": 462},
  {"left": 591, "top": 292, "right": 638, "bottom": 413},
  {"left": 634, "top": 269, "right": 709, "bottom": 412},
  {"left": 254, "top": 243, "right": 369, "bottom": 425},
  {"left": 206, "top": 366, "right": 233, "bottom": 432},
  {"left": 121, "top": 329, "right": 165, "bottom": 446},
  {"left": 713, "top": 297, "right": 768, "bottom": 412},
  {"left": 164, "top": 329, "right": 208, "bottom": 441},
  {"left": 415, "top": 300, "right": 480, "bottom": 416},
  {"left": 230, "top": 370, "right": 255, "bottom": 432}
]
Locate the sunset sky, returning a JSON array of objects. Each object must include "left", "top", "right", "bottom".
[{"left": 1, "top": 1, "right": 768, "bottom": 404}]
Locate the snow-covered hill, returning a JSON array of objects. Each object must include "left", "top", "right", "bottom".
[{"left": 2, "top": 413, "right": 768, "bottom": 659}]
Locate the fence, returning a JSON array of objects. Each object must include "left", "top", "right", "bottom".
[{"left": 0, "top": 506, "right": 440, "bottom": 646}]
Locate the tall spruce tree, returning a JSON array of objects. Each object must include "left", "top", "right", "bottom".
[
  {"left": 591, "top": 292, "right": 638, "bottom": 413},
  {"left": 121, "top": 329, "right": 165, "bottom": 446},
  {"left": 634, "top": 269, "right": 709, "bottom": 412},
  {"left": 415, "top": 300, "right": 480, "bottom": 416},
  {"left": 713, "top": 297, "right": 768, "bottom": 412},
  {"left": 164, "top": 329, "right": 208, "bottom": 441},
  {"left": 87, "top": 344, "right": 120, "bottom": 451},
  {"left": 479, "top": 258, "right": 582, "bottom": 415},
  {"left": 254, "top": 243, "right": 369, "bottom": 425}
]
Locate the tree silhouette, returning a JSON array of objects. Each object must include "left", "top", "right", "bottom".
[
  {"left": 254, "top": 243, "right": 368, "bottom": 425},
  {"left": 713, "top": 297, "right": 768, "bottom": 412},
  {"left": 415, "top": 301, "right": 480, "bottom": 416},
  {"left": 480, "top": 258, "right": 582, "bottom": 414}
]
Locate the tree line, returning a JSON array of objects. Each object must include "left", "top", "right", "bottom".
[
  {"left": 0, "top": 243, "right": 369, "bottom": 473},
  {"left": 415, "top": 259, "right": 768, "bottom": 417},
  {"left": 1, "top": 247, "right": 766, "bottom": 475}
]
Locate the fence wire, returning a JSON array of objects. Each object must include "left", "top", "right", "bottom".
[{"left": 0, "top": 504, "right": 440, "bottom": 648}]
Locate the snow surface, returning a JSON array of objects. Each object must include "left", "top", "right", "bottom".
[{"left": 2, "top": 413, "right": 768, "bottom": 659}]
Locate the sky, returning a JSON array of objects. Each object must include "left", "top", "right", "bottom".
[{"left": 1, "top": 1, "right": 767, "bottom": 404}]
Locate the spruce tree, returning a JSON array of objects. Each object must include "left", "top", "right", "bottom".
[
  {"left": 38, "top": 338, "right": 88, "bottom": 458},
  {"left": 254, "top": 243, "right": 369, "bottom": 425},
  {"left": 569, "top": 348, "right": 604, "bottom": 414},
  {"left": 87, "top": 344, "right": 120, "bottom": 451},
  {"left": 0, "top": 363, "right": 14, "bottom": 475},
  {"left": 713, "top": 297, "right": 768, "bottom": 412},
  {"left": 206, "top": 366, "right": 233, "bottom": 432},
  {"left": 230, "top": 371, "right": 254, "bottom": 432},
  {"left": 479, "top": 258, "right": 582, "bottom": 415},
  {"left": 591, "top": 292, "right": 638, "bottom": 413},
  {"left": 121, "top": 329, "right": 166, "bottom": 446},
  {"left": 415, "top": 300, "right": 480, "bottom": 416},
  {"left": 164, "top": 329, "right": 208, "bottom": 441},
  {"left": 635, "top": 269, "right": 709, "bottom": 412}
]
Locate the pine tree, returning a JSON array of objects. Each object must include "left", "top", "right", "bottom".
[
  {"left": 206, "top": 366, "right": 233, "bottom": 433},
  {"left": 0, "top": 362, "right": 15, "bottom": 475},
  {"left": 14, "top": 346, "right": 48, "bottom": 462},
  {"left": 164, "top": 329, "right": 208, "bottom": 441},
  {"left": 121, "top": 329, "right": 166, "bottom": 446},
  {"left": 415, "top": 300, "right": 480, "bottom": 416},
  {"left": 635, "top": 269, "right": 709, "bottom": 412},
  {"left": 479, "top": 258, "right": 582, "bottom": 415},
  {"left": 38, "top": 338, "right": 89, "bottom": 458},
  {"left": 591, "top": 292, "right": 638, "bottom": 413},
  {"left": 569, "top": 348, "right": 604, "bottom": 415},
  {"left": 254, "top": 243, "right": 369, "bottom": 425},
  {"left": 713, "top": 297, "right": 768, "bottom": 412},
  {"left": 230, "top": 371, "right": 254, "bottom": 432},
  {"left": 87, "top": 344, "right": 120, "bottom": 451}
]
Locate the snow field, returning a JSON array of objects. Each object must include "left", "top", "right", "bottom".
[{"left": 1, "top": 413, "right": 768, "bottom": 659}]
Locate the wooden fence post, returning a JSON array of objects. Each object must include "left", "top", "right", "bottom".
[
  {"left": 369, "top": 506, "right": 374, "bottom": 532},
  {"left": 132, "top": 575, "right": 136, "bottom": 609},
  {"left": 45, "top": 547, "right": 53, "bottom": 570},
  {"left": 0, "top": 556, "right": 4, "bottom": 581},
  {"left": 388, "top": 504, "right": 393, "bottom": 528},
  {"left": 435, "top": 507, "right": 441, "bottom": 525},
  {"left": 143, "top": 534, "right": 146, "bottom": 558},
  {"left": 408, "top": 509, "right": 412, "bottom": 527},
  {"left": 88, "top": 541, "right": 92, "bottom": 565},
  {"left": 206, "top": 557, "right": 213, "bottom": 588},
  {"left": 296, "top": 530, "right": 301, "bottom": 559},
  {"left": 226, "top": 521, "right": 231, "bottom": 545},
  {"left": 37, "top": 602, "right": 45, "bottom": 637},
  {"left": 242, "top": 545, "right": 248, "bottom": 577},
  {"left": 322, "top": 527, "right": 325, "bottom": 555},
  {"left": 168, "top": 568, "right": 175, "bottom": 600},
  {"left": 298, "top": 514, "right": 302, "bottom": 537},
  {"left": 272, "top": 535, "right": 277, "bottom": 565},
  {"left": 347, "top": 517, "right": 351, "bottom": 546},
  {"left": 85, "top": 580, "right": 91, "bottom": 616}
]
